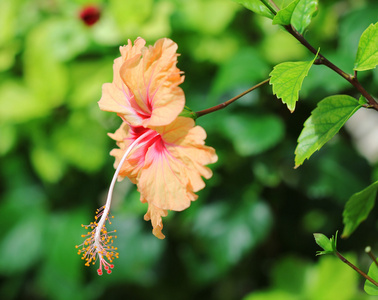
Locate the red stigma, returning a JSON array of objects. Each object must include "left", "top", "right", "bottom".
[{"left": 79, "top": 5, "right": 101, "bottom": 26}]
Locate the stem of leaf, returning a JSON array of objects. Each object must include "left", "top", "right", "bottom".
[
  {"left": 335, "top": 251, "right": 378, "bottom": 287},
  {"left": 260, "top": 0, "right": 277, "bottom": 16},
  {"left": 284, "top": 25, "right": 378, "bottom": 111},
  {"left": 195, "top": 78, "right": 270, "bottom": 118}
]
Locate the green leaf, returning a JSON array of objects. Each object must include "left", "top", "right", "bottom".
[
  {"left": 24, "top": 20, "right": 68, "bottom": 108},
  {"left": 221, "top": 113, "right": 285, "bottom": 156},
  {"left": 272, "top": 0, "right": 301, "bottom": 26},
  {"left": 233, "top": 0, "right": 275, "bottom": 19},
  {"left": 294, "top": 95, "right": 361, "bottom": 168},
  {"left": 52, "top": 112, "right": 108, "bottom": 172},
  {"left": 313, "top": 232, "right": 337, "bottom": 255},
  {"left": 291, "top": 0, "right": 318, "bottom": 34},
  {"left": 358, "top": 95, "right": 368, "bottom": 105},
  {"left": 364, "top": 259, "right": 378, "bottom": 295},
  {"left": 342, "top": 181, "right": 378, "bottom": 238},
  {"left": 270, "top": 53, "right": 317, "bottom": 112},
  {"left": 30, "top": 146, "right": 66, "bottom": 183},
  {"left": 354, "top": 23, "right": 378, "bottom": 71}
]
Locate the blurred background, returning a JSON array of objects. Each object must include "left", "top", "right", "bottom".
[{"left": 1, "top": 0, "right": 378, "bottom": 299}]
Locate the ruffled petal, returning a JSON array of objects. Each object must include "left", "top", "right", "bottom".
[
  {"left": 138, "top": 117, "right": 217, "bottom": 211},
  {"left": 98, "top": 38, "right": 146, "bottom": 125},
  {"left": 120, "top": 38, "right": 185, "bottom": 127},
  {"left": 143, "top": 201, "right": 168, "bottom": 239}
]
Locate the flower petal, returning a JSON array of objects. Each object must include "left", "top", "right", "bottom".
[
  {"left": 120, "top": 38, "right": 185, "bottom": 127},
  {"left": 98, "top": 38, "right": 147, "bottom": 125},
  {"left": 138, "top": 117, "right": 218, "bottom": 211},
  {"left": 143, "top": 201, "right": 168, "bottom": 239}
]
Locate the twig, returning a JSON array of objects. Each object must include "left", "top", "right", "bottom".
[
  {"left": 195, "top": 78, "right": 270, "bottom": 118},
  {"left": 283, "top": 25, "right": 378, "bottom": 111}
]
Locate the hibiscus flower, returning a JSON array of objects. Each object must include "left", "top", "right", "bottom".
[
  {"left": 98, "top": 37, "right": 185, "bottom": 127},
  {"left": 78, "top": 37, "right": 217, "bottom": 275},
  {"left": 108, "top": 117, "right": 218, "bottom": 238}
]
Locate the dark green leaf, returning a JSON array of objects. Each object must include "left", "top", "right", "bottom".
[
  {"left": 342, "top": 181, "right": 378, "bottom": 238},
  {"left": 295, "top": 95, "right": 361, "bottom": 168}
]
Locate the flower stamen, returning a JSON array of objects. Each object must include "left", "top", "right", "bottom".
[{"left": 76, "top": 129, "right": 158, "bottom": 275}]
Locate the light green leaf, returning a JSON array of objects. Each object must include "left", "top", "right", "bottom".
[
  {"left": 30, "top": 146, "right": 66, "bottom": 183},
  {"left": 313, "top": 232, "right": 337, "bottom": 255},
  {"left": 291, "top": 0, "right": 318, "bottom": 34},
  {"left": 294, "top": 95, "right": 361, "bottom": 168},
  {"left": 270, "top": 53, "right": 317, "bottom": 112},
  {"left": 365, "top": 260, "right": 378, "bottom": 295},
  {"left": 354, "top": 23, "right": 378, "bottom": 71},
  {"left": 52, "top": 112, "right": 108, "bottom": 172},
  {"left": 342, "top": 181, "right": 378, "bottom": 238},
  {"left": 358, "top": 95, "right": 368, "bottom": 105},
  {"left": 272, "top": 0, "right": 301, "bottom": 26},
  {"left": 233, "top": 0, "right": 275, "bottom": 19},
  {"left": 24, "top": 20, "right": 68, "bottom": 108}
]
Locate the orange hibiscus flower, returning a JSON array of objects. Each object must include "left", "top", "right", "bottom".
[
  {"left": 98, "top": 37, "right": 185, "bottom": 127},
  {"left": 108, "top": 117, "right": 217, "bottom": 238},
  {"left": 78, "top": 37, "right": 217, "bottom": 275}
]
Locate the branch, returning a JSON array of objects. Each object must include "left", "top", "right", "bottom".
[
  {"left": 284, "top": 25, "right": 378, "bottom": 111},
  {"left": 195, "top": 78, "right": 270, "bottom": 118},
  {"left": 335, "top": 251, "right": 378, "bottom": 287}
]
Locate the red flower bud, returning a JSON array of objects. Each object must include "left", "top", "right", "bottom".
[{"left": 79, "top": 5, "right": 101, "bottom": 26}]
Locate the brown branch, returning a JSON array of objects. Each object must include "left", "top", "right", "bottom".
[
  {"left": 195, "top": 78, "right": 270, "bottom": 118},
  {"left": 335, "top": 251, "right": 378, "bottom": 287},
  {"left": 284, "top": 25, "right": 378, "bottom": 110}
]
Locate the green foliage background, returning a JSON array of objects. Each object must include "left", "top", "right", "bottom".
[{"left": 0, "top": 0, "right": 377, "bottom": 299}]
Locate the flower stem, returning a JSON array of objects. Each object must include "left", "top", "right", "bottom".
[
  {"left": 284, "top": 25, "right": 378, "bottom": 111},
  {"left": 335, "top": 251, "right": 378, "bottom": 287},
  {"left": 195, "top": 78, "right": 270, "bottom": 118}
]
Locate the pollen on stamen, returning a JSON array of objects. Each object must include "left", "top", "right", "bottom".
[{"left": 76, "top": 207, "right": 119, "bottom": 275}]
